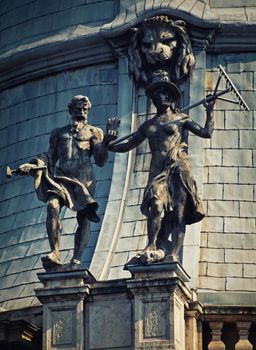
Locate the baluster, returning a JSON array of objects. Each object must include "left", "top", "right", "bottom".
[
  {"left": 235, "top": 322, "right": 253, "bottom": 350},
  {"left": 208, "top": 322, "right": 225, "bottom": 350}
]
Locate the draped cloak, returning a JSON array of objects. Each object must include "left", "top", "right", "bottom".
[{"left": 140, "top": 118, "right": 205, "bottom": 225}]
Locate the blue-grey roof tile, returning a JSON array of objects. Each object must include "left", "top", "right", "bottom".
[
  {"left": 19, "top": 223, "right": 46, "bottom": 243},
  {"left": 0, "top": 229, "right": 22, "bottom": 248},
  {"left": 0, "top": 273, "right": 18, "bottom": 289},
  {"left": 26, "top": 238, "right": 50, "bottom": 256},
  {"left": 0, "top": 261, "right": 10, "bottom": 277},
  {"left": 61, "top": 218, "right": 77, "bottom": 234},
  {"left": 6, "top": 255, "right": 40, "bottom": 275},
  {"left": 14, "top": 268, "right": 43, "bottom": 286},
  {"left": 1, "top": 242, "right": 30, "bottom": 262}
]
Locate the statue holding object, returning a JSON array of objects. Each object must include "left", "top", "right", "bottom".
[
  {"left": 16, "top": 95, "right": 119, "bottom": 269},
  {"left": 109, "top": 71, "right": 215, "bottom": 265}
]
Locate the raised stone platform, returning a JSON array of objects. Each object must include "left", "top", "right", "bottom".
[
  {"left": 35, "top": 262, "right": 199, "bottom": 350},
  {"left": 35, "top": 267, "right": 94, "bottom": 350},
  {"left": 126, "top": 262, "right": 192, "bottom": 350}
]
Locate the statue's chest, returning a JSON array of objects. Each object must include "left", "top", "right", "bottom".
[
  {"left": 147, "top": 120, "right": 181, "bottom": 137},
  {"left": 60, "top": 129, "right": 92, "bottom": 151}
]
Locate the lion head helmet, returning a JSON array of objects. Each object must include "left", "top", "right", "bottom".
[{"left": 128, "top": 16, "right": 195, "bottom": 86}]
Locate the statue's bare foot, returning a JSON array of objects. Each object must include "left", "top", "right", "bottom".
[
  {"left": 138, "top": 244, "right": 157, "bottom": 255},
  {"left": 43, "top": 251, "right": 62, "bottom": 264},
  {"left": 41, "top": 251, "right": 62, "bottom": 270},
  {"left": 124, "top": 247, "right": 165, "bottom": 269},
  {"left": 139, "top": 249, "right": 165, "bottom": 265}
]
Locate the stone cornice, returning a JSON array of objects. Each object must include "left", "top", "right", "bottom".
[
  {"left": 0, "top": 1, "right": 220, "bottom": 91},
  {"left": 0, "top": 30, "right": 115, "bottom": 91},
  {"left": 100, "top": 1, "right": 220, "bottom": 54},
  {"left": 0, "top": 1, "right": 255, "bottom": 91},
  {"left": 208, "top": 22, "right": 256, "bottom": 52}
]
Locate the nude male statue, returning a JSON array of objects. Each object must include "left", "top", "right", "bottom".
[
  {"left": 19, "top": 95, "right": 118, "bottom": 268},
  {"left": 109, "top": 73, "right": 215, "bottom": 264}
]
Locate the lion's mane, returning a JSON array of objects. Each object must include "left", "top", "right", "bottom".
[{"left": 128, "top": 16, "right": 195, "bottom": 86}]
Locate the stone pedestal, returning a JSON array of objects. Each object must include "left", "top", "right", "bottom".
[
  {"left": 126, "top": 262, "right": 192, "bottom": 350},
  {"left": 35, "top": 268, "right": 95, "bottom": 350}
]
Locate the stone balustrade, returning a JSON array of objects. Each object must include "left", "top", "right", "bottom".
[{"left": 206, "top": 320, "right": 255, "bottom": 350}]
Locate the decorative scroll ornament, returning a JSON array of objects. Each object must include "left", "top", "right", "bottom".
[{"left": 128, "top": 16, "right": 195, "bottom": 86}]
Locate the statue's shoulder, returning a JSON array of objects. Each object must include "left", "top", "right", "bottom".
[
  {"left": 176, "top": 113, "right": 191, "bottom": 123},
  {"left": 50, "top": 125, "right": 69, "bottom": 138},
  {"left": 87, "top": 124, "right": 104, "bottom": 141},
  {"left": 140, "top": 118, "right": 154, "bottom": 131},
  {"left": 86, "top": 124, "right": 103, "bottom": 133}
]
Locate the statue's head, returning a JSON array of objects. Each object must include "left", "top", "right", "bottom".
[
  {"left": 68, "top": 95, "right": 91, "bottom": 122},
  {"left": 145, "top": 70, "right": 181, "bottom": 108},
  {"left": 128, "top": 16, "right": 195, "bottom": 86}
]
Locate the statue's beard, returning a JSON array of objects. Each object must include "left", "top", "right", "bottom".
[{"left": 70, "top": 120, "right": 86, "bottom": 132}]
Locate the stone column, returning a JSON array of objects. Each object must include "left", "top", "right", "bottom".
[
  {"left": 126, "top": 262, "right": 192, "bottom": 350},
  {"left": 208, "top": 322, "right": 225, "bottom": 350},
  {"left": 185, "top": 300, "right": 203, "bottom": 350},
  {"left": 35, "top": 268, "right": 95, "bottom": 350},
  {"left": 235, "top": 322, "right": 253, "bottom": 350}
]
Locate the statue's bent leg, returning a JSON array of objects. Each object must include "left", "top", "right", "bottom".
[
  {"left": 144, "top": 198, "right": 164, "bottom": 251},
  {"left": 45, "top": 196, "right": 62, "bottom": 263},
  {"left": 71, "top": 210, "right": 90, "bottom": 264}
]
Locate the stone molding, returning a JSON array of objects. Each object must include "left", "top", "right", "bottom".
[
  {"left": 100, "top": 0, "right": 220, "bottom": 36},
  {"left": 0, "top": 0, "right": 220, "bottom": 90},
  {"left": 0, "top": 32, "right": 114, "bottom": 91},
  {"left": 1, "top": 1, "right": 256, "bottom": 91}
]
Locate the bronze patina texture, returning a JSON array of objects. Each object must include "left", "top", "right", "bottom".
[
  {"left": 18, "top": 95, "right": 119, "bottom": 269},
  {"left": 110, "top": 72, "right": 215, "bottom": 265}
]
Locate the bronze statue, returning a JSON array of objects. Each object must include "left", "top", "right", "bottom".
[
  {"left": 17, "top": 95, "right": 118, "bottom": 268},
  {"left": 109, "top": 72, "right": 215, "bottom": 264},
  {"left": 128, "top": 16, "right": 195, "bottom": 86}
]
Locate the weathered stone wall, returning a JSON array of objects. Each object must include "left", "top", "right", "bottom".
[
  {"left": 199, "top": 53, "right": 256, "bottom": 292},
  {"left": 0, "top": 63, "right": 117, "bottom": 311}
]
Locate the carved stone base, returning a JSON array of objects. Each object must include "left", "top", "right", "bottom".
[
  {"left": 126, "top": 262, "right": 192, "bottom": 350},
  {"left": 35, "top": 268, "right": 95, "bottom": 350}
]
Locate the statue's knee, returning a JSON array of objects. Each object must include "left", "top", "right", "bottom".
[
  {"left": 47, "top": 198, "right": 60, "bottom": 217},
  {"left": 175, "top": 207, "right": 185, "bottom": 225},
  {"left": 151, "top": 199, "right": 163, "bottom": 217}
]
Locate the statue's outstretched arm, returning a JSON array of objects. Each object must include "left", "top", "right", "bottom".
[
  {"left": 184, "top": 99, "right": 215, "bottom": 139},
  {"left": 109, "top": 129, "right": 146, "bottom": 153}
]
